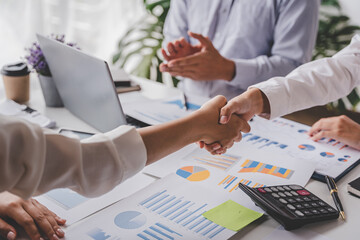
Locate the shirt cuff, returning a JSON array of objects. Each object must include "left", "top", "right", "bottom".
[
  {"left": 249, "top": 77, "right": 290, "bottom": 119},
  {"left": 229, "top": 58, "right": 258, "bottom": 89},
  {"left": 104, "top": 126, "right": 147, "bottom": 182}
]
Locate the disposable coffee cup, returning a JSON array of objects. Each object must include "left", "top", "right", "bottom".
[{"left": 1, "top": 62, "right": 31, "bottom": 103}]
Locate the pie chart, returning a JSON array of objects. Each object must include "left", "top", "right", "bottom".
[
  {"left": 320, "top": 152, "right": 335, "bottom": 158},
  {"left": 176, "top": 166, "right": 210, "bottom": 182},
  {"left": 298, "top": 129, "right": 308, "bottom": 134},
  {"left": 114, "top": 211, "right": 146, "bottom": 229},
  {"left": 298, "top": 144, "right": 315, "bottom": 151}
]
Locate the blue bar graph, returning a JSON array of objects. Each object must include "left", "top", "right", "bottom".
[
  {"left": 175, "top": 204, "right": 207, "bottom": 224},
  {"left": 209, "top": 227, "right": 226, "bottom": 239},
  {"left": 182, "top": 211, "right": 205, "bottom": 227},
  {"left": 170, "top": 208, "right": 188, "bottom": 220},
  {"left": 143, "top": 230, "right": 162, "bottom": 240},
  {"left": 140, "top": 190, "right": 167, "bottom": 206},
  {"left": 195, "top": 220, "right": 212, "bottom": 233},
  {"left": 157, "top": 199, "right": 181, "bottom": 214},
  {"left": 139, "top": 223, "right": 183, "bottom": 240},
  {"left": 138, "top": 190, "right": 228, "bottom": 238},
  {"left": 189, "top": 217, "right": 207, "bottom": 230},
  {"left": 202, "top": 224, "right": 218, "bottom": 236},
  {"left": 152, "top": 196, "right": 176, "bottom": 211},
  {"left": 156, "top": 223, "right": 182, "bottom": 237},
  {"left": 137, "top": 233, "right": 150, "bottom": 240},
  {"left": 163, "top": 201, "right": 190, "bottom": 217},
  {"left": 145, "top": 194, "right": 169, "bottom": 208},
  {"left": 150, "top": 226, "right": 174, "bottom": 240}
]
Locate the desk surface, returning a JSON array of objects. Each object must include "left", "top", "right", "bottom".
[{"left": 0, "top": 74, "right": 359, "bottom": 240}]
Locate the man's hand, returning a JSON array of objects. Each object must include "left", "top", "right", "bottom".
[
  {"left": 160, "top": 32, "right": 235, "bottom": 81},
  {"left": 160, "top": 37, "right": 201, "bottom": 62},
  {"left": 194, "top": 95, "right": 251, "bottom": 154},
  {"left": 0, "top": 192, "right": 66, "bottom": 240},
  {"left": 308, "top": 115, "right": 360, "bottom": 150},
  {"left": 199, "top": 88, "right": 269, "bottom": 154}
]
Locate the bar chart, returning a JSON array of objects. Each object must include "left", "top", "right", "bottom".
[
  {"left": 184, "top": 150, "right": 241, "bottom": 171},
  {"left": 87, "top": 228, "right": 116, "bottom": 240},
  {"left": 218, "top": 175, "right": 265, "bottom": 193},
  {"left": 137, "top": 223, "right": 183, "bottom": 240},
  {"left": 138, "top": 189, "right": 226, "bottom": 239},
  {"left": 45, "top": 188, "right": 89, "bottom": 210},
  {"left": 242, "top": 133, "right": 288, "bottom": 150},
  {"left": 239, "top": 159, "right": 294, "bottom": 179}
]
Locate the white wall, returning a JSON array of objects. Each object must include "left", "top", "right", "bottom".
[{"left": 339, "top": 0, "right": 360, "bottom": 26}]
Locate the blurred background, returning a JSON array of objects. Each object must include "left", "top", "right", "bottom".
[{"left": 0, "top": 0, "right": 359, "bottom": 114}]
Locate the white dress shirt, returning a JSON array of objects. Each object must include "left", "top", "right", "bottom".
[
  {"left": 252, "top": 34, "right": 360, "bottom": 119},
  {"left": 0, "top": 116, "right": 147, "bottom": 199},
  {"left": 163, "top": 0, "right": 320, "bottom": 99}
]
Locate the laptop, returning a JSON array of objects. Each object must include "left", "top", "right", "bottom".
[{"left": 37, "top": 34, "right": 148, "bottom": 132}]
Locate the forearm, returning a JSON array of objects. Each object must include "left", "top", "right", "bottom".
[
  {"left": 0, "top": 117, "right": 146, "bottom": 199},
  {"left": 253, "top": 53, "right": 360, "bottom": 119},
  {"left": 229, "top": 55, "right": 299, "bottom": 89},
  {"left": 138, "top": 112, "right": 203, "bottom": 165}
]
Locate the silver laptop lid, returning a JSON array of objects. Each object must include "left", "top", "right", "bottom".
[{"left": 37, "top": 34, "right": 127, "bottom": 132}]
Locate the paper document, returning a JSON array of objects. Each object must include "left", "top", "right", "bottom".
[
  {"left": 36, "top": 172, "right": 155, "bottom": 225},
  {"left": 145, "top": 116, "right": 359, "bottom": 181},
  {"left": 123, "top": 95, "right": 207, "bottom": 125},
  {"left": 203, "top": 200, "right": 263, "bottom": 232},
  {"left": 65, "top": 174, "right": 263, "bottom": 240}
]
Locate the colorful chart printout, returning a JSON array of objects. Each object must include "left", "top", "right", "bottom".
[
  {"left": 298, "top": 144, "right": 316, "bottom": 151},
  {"left": 176, "top": 166, "right": 210, "bottom": 182},
  {"left": 239, "top": 159, "right": 294, "bottom": 179},
  {"left": 189, "top": 153, "right": 240, "bottom": 171},
  {"left": 218, "top": 175, "right": 265, "bottom": 193},
  {"left": 320, "top": 152, "right": 335, "bottom": 158}
]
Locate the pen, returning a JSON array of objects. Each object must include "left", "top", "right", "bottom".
[
  {"left": 325, "top": 175, "right": 345, "bottom": 220},
  {"left": 182, "top": 92, "right": 188, "bottom": 110}
]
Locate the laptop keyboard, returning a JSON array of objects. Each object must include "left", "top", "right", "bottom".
[{"left": 125, "top": 115, "right": 150, "bottom": 128}]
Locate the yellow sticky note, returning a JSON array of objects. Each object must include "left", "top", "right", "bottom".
[{"left": 203, "top": 200, "right": 263, "bottom": 232}]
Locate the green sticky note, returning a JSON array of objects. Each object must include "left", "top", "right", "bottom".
[{"left": 203, "top": 200, "right": 263, "bottom": 232}]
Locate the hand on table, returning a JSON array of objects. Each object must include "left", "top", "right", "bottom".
[
  {"left": 0, "top": 192, "right": 66, "bottom": 240},
  {"left": 308, "top": 115, "right": 360, "bottom": 150},
  {"left": 195, "top": 95, "right": 251, "bottom": 154},
  {"left": 160, "top": 32, "right": 235, "bottom": 81}
]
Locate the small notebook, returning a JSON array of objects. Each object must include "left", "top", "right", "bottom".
[
  {"left": 0, "top": 100, "right": 56, "bottom": 128},
  {"left": 348, "top": 177, "right": 360, "bottom": 198}
]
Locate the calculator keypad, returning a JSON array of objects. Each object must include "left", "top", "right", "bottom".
[{"left": 256, "top": 185, "right": 338, "bottom": 219}]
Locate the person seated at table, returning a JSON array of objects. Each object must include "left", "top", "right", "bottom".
[
  {"left": 159, "top": 0, "right": 320, "bottom": 99},
  {"left": 203, "top": 34, "right": 360, "bottom": 154},
  {"left": 0, "top": 96, "right": 248, "bottom": 240}
]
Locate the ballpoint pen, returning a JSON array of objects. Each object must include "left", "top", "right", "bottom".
[
  {"left": 325, "top": 175, "right": 345, "bottom": 220},
  {"left": 181, "top": 92, "right": 188, "bottom": 110}
]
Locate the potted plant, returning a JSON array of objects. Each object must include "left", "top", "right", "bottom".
[{"left": 25, "top": 34, "right": 78, "bottom": 107}]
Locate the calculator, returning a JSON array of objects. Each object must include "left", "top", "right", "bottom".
[{"left": 238, "top": 183, "right": 339, "bottom": 230}]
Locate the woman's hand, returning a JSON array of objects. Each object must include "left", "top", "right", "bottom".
[
  {"left": 0, "top": 192, "right": 66, "bottom": 240},
  {"left": 308, "top": 115, "right": 360, "bottom": 150}
]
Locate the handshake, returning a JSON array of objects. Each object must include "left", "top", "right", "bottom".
[{"left": 190, "top": 89, "right": 267, "bottom": 155}]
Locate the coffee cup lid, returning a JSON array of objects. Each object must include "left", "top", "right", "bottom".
[{"left": 1, "top": 62, "right": 30, "bottom": 77}]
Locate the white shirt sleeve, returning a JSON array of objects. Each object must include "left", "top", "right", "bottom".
[
  {"left": 0, "top": 116, "right": 147, "bottom": 199},
  {"left": 251, "top": 34, "right": 360, "bottom": 119}
]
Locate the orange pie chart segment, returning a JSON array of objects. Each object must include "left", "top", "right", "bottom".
[{"left": 176, "top": 166, "right": 210, "bottom": 182}]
